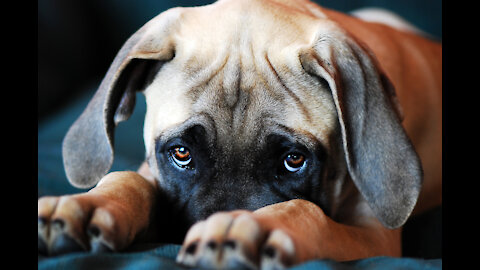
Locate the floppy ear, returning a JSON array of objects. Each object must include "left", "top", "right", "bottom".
[
  {"left": 300, "top": 28, "right": 422, "bottom": 228},
  {"left": 62, "top": 9, "right": 181, "bottom": 188}
]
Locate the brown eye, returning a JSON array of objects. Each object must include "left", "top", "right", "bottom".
[
  {"left": 284, "top": 153, "right": 306, "bottom": 172},
  {"left": 170, "top": 147, "right": 192, "bottom": 167}
]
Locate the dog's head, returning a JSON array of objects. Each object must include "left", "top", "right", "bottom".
[{"left": 63, "top": 0, "right": 421, "bottom": 229}]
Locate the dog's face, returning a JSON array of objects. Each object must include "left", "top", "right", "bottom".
[
  {"left": 63, "top": 0, "right": 422, "bottom": 230},
  {"left": 142, "top": 42, "right": 340, "bottom": 225},
  {"left": 141, "top": 5, "right": 340, "bottom": 224}
]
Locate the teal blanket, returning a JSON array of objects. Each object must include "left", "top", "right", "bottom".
[{"left": 38, "top": 245, "right": 441, "bottom": 270}]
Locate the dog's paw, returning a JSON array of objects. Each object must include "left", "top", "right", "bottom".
[
  {"left": 176, "top": 212, "right": 295, "bottom": 270},
  {"left": 38, "top": 171, "right": 156, "bottom": 256},
  {"left": 38, "top": 193, "right": 125, "bottom": 256}
]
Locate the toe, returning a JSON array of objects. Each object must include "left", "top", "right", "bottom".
[
  {"left": 38, "top": 217, "right": 49, "bottom": 255},
  {"left": 260, "top": 230, "right": 295, "bottom": 270},
  {"left": 222, "top": 239, "right": 257, "bottom": 270},
  {"left": 222, "top": 214, "right": 264, "bottom": 269},
  {"left": 46, "top": 197, "right": 90, "bottom": 255},
  {"left": 176, "top": 221, "right": 206, "bottom": 266},
  {"left": 38, "top": 197, "right": 60, "bottom": 219},
  {"left": 196, "top": 213, "right": 235, "bottom": 268},
  {"left": 87, "top": 208, "right": 118, "bottom": 252},
  {"left": 177, "top": 213, "right": 235, "bottom": 268},
  {"left": 48, "top": 218, "right": 87, "bottom": 255},
  {"left": 38, "top": 196, "right": 60, "bottom": 255}
]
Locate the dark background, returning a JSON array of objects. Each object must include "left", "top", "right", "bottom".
[{"left": 37, "top": 0, "right": 442, "bottom": 260}]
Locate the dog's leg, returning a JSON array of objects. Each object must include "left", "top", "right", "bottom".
[
  {"left": 38, "top": 170, "right": 157, "bottom": 255},
  {"left": 177, "top": 199, "right": 401, "bottom": 269}
]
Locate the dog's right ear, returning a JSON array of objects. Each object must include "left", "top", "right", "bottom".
[
  {"left": 63, "top": 9, "right": 182, "bottom": 188},
  {"left": 299, "top": 24, "right": 422, "bottom": 229}
]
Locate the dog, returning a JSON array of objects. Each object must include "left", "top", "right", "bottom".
[{"left": 38, "top": 0, "right": 442, "bottom": 268}]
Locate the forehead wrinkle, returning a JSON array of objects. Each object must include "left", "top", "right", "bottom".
[
  {"left": 263, "top": 52, "right": 313, "bottom": 124},
  {"left": 176, "top": 39, "right": 326, "bottom": 154},
  {"left": 190, "top": 87, "right": 276, "bottom": 152},
  {"left": 187, "top": 55, "right": 258, "bottom": 140},
  {"left": 182, "top": 51, "right": 231, "bottom": 101}
]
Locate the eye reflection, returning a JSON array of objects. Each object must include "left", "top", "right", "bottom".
[
  {"left": 170, "top": 146, "right": 192, "bottom": 167},
  {"left": 284, "top": 153, "right": 306, "bottom": 172}
]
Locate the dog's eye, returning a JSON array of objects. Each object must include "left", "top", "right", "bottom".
[
  {"left": 170, "top": 147, "right": 192, "bottom": 168},
  {"left": 284, "top": 153, "right": 306, "bottom": 172}
]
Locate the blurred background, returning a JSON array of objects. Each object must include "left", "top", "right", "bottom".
[{"left": 38, "top": 0, "right": 442, "bottom": 259}]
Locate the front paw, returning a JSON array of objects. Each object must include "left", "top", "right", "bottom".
[
  {"left": 38, "top": 171, "right": 156, "bottom": 256},
  {"left": 176, "top": 212, "right": 295, "bottom": 270},
  {"left": 38, "top": 193, "right": 123, "bottom": 256}
]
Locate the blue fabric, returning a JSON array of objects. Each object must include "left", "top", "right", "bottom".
[
  {"left": 38, "top": 244, "right": 441, "bottom": 270},
  {"left": 38, "top": 89, "right": 441, "bottom": 268},
  {"left": 38, "top": 245, "right": 182, "bottom": 270}
]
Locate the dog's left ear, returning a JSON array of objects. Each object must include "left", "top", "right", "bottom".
[
  {"left": 300, "top": 27, "right": 422, "bottom": 229},
  {"left": 62, "top": 9, "right": 181, "bottom": 188}
]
